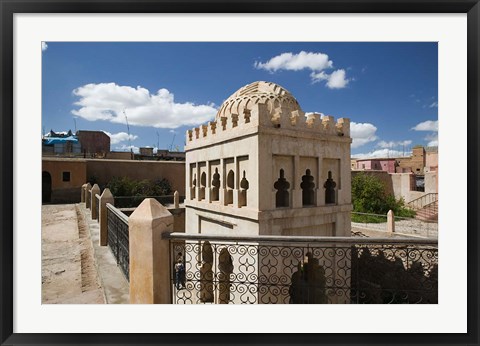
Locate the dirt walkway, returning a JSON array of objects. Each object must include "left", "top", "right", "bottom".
[{"left": 42, "top": 204, "right": 105, "bottom": 304}]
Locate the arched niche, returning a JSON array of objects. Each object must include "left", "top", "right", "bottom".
[
  {"left": 301, "top": 169, "right": 315, "bottom": 206},
  {"left": 274, "top": 169, "right": 290, "bottom": 208},
  {"left": 191, "top": 173, "right": 197, "bottom": 199},
  {"left": 211, "top": 168, "right": 220, "bottom": 202},
  {"left": 226, "top": 170, "right": 234, "bottom": 205},
  {"left": 199, "top": 172, "right": 206, "bottom": 200},
  {"left": 324, "top": 171, "right": 337, "bottom": 205},
  {"left": 239, "top": 171, "right": 249, "bottom": 207}
]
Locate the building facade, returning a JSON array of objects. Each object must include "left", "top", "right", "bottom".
[
  {"left": 185, "top": 81, "right": 352, "bottom": 238},
  {"left": 183, "top": 82, "right": 352, "bottom": 303}
]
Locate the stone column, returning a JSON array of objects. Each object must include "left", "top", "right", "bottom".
[
  {"left": 292, "top": 155, "right": 301, "bottom": 208},
  {"left": 220, "top": 158, "right": 226, "bottom": 206},
  {"left": 99, "top": 188, "right": 114, "bottom": 246},
  {"left": 129, "top": 198, "right": 174, "bottom": 304},
  {"left": 81, "top": 183, "right": 87, "bottom": 203},
  {"left": 387, "top": 210, "right": 395, "bottom": 233},
  {"left": 233, "top": 156, "right": 240, "bottom": 208},
  {"left": 206, "top": 163, "right": 211, "bottom": 202},
  {"left": 90, "top": 184, "right": 101, "bottom": 220},
  {"left": 85, "top": 183, "right": 92, "bottom": 209}
]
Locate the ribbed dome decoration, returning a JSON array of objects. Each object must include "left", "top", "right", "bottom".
[{"left": 216, "top": 81, "right": 303, "bottom": 121}]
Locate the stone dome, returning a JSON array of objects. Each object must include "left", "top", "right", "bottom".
[{"left": 216, "top": 81, "right": 303, "bottom": 121}]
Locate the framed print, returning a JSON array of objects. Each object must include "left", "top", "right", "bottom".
[{"left": 1, "top": 1, "right": 479, "bottom": 345}]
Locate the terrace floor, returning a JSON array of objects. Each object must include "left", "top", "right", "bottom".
[{"left": 41, "top": 203, "right": 129, "bottom": 304}]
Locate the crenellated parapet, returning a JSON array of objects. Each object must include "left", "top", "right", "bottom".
[{"left": 185, "top": 81, "right": 350, "bottom": 148}]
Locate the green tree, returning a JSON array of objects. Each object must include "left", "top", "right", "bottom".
[{"left": 351, "top": 173, "right": 415, "bottom": 221}]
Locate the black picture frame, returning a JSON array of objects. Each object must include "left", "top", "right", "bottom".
[{"left": 1, "top": 1, "right": 479, "bottom": 345}]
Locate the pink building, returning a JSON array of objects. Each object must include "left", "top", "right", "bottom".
[{"left": 354, "top": 158, "right": 397, "bottom": 173}]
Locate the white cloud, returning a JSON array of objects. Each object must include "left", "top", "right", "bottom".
[
  {"left": 325, "top": 69, "right": 350, "bottom": 89},
  {"left": 254, "top": 51, "right": 332, "bottom": 72},
  {"left": 103, "top": 131, "right": 138, "bottom": 145},
  {"left": 42, "top": 42, "right": 48, "bottom": 51},
  {"left": 113, "top": 144, "right": 139, "bottom": 153},
  {"left": 350, "top": 122, "right": 378, "bottom": 148},
  {"left": 429, "top": 101, "right": 438, "bottom": 108},
  {"left": 377, "top": 140, "right": 412, "bottom": 149},
  {"left": 411, "top": 120, "right": 438, "bottom": 132},
  {"left": 254, "top": 51, "right": 349, "bottom": 89},
  {"left": 353, "top": 148, "right": 410, "bottom": 159},
  {"left": 310, "top": 69, "right": 350, "bottom": 89},
  {"left": 424, "top": 133, "right": 439, "bottom": 147},
  {"left": 71, "top": 83, "right": 217, "bottom": 128}
]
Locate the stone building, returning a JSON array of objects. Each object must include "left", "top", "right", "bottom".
[
  {"left": 183, "top": 81, "right": 352, "bottom": 304},
  {"left": 185, "top": 81, "right": 352, "bottom": 238},
  {"left": 76, "top": 130, "right": 111, "bottom": 157}
]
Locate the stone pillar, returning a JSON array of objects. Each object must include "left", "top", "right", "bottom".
[
  {"left": 129, "top": 198, "right": 174, "bottom": 304},
  {"left": 174, "top": 190, "right": 179, "bottom": 209},
  {"left": 81, "top": 183, "right": 87, "bottom": 203},
  {"left": 90, "top": 184, "right": 101, "bottom": 219},
  {"left": 85, "top": 183, "right": 92, "bottom": 209},
  {"left": 99, "top": 188, "right": 114, "bottom": 246},
  {"left": 387, "top": 210, "right": 395, "bottom": 233},
  {"left": 220, "top": 158, "right": 226, "bottom": 206},
  {"left": 292, "top": 155, "right": 302, "bottom": 208}
]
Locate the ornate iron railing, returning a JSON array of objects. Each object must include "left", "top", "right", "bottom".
[
  {"left": 166, "top": 234, "right": 437, "bottom": 304},
  {"left": 107, "top": 203, "right": 130, "bottom": 281}
]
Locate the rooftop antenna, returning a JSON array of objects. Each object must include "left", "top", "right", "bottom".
[
  {"left": 123, "top": 109, "right": 133, "bottom": 156},
  {"left": 169, "top": 133, "right": 176, "bottom": 151},
  {"left": 73, "top": 117, "right": 77, "bottom": 134},
  {"left": 156, "top": 130, "right": 160, "bottom": 150}
]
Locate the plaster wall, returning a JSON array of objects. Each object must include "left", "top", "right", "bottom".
[
  {"left": 86, "top": 159, "right": 185, "bottom": 195},
  {"left": 42, "top": 158, "right": 87, "bottom": 203}
]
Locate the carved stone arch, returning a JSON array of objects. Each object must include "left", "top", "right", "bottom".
[
  {"left": 211, "top": 168, "right": 220, "bottom": 201},
  {"left": 301, "top": 169, "right": 315, "bottom": 206},
  {"left": 324, "top": 171, "right": 337, "bottom": 205},
  {"left": 199, "top": 172, "right": 206, "bottom": 201},
  {"left": 226, "top": 170, "right": 234, "bottom": 205},
  {"left": 274, "top": 169, "right": 290, "bottom": 208},
  {"left": 239, "top": 170, "right": 249, "bottom": 207}
]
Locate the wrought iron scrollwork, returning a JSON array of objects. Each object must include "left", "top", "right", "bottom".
[{"left": 169, "top": 238, "right": 437, "bottom": 304}]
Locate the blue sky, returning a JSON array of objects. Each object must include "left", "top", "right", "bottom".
[{"left": 41, "top": 42, "right": 438, "bottom": 158}]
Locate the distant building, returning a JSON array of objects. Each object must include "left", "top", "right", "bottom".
[
  {"left": 354, "top": 158, "right": 397, "bottom": 173},
  {"left": 76, "top": 130, "right": 110, "bottom": 157},
  {"left": 42, "top": 130, "right": 81, "bottom": 155}
]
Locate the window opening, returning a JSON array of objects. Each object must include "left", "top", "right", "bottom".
[
  {"left": 301, "top": 169, "right": 315, "bottom": 206},
  {"left": 211, "top": 168, "right": 220, "bottom": 201},
  {"left": 274, "top": 169, "right": 290, "bottom": 207},
  {"left": 324, "top": 171, "right": 337, "bottom": 204},
  {"left": 62, "top": 171, "right": 71, "bottom": 182},
  {"left": 226, "top": 170, "right": 234, "bottom": 205},
  {"left": 239, "top": 170, "right": 249, "bottom": 207}
]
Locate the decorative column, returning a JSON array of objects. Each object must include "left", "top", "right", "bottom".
[
  {"left": 90, "top": 184, "right": 100, "bottom": 220},
  {"left": 174, "top": 190, "right": 179, "bottom": 209},
  {"left": 387, "top": 210, "right": 395, "bottom": 233},
  {"left": 292, "top": 155, "right": 301, "bottom": 208},
  {"left": 85, "top": 183, "right": 92, "bottom": 209},
  {"left": 99, "top": 188, "right": 114, "bottom": 246},
  {"left": 129, "top": 198, "right": 174, "bottom": 304},
  {"left": 81, "top": 183, "right": 87, "bottom": 203}
]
